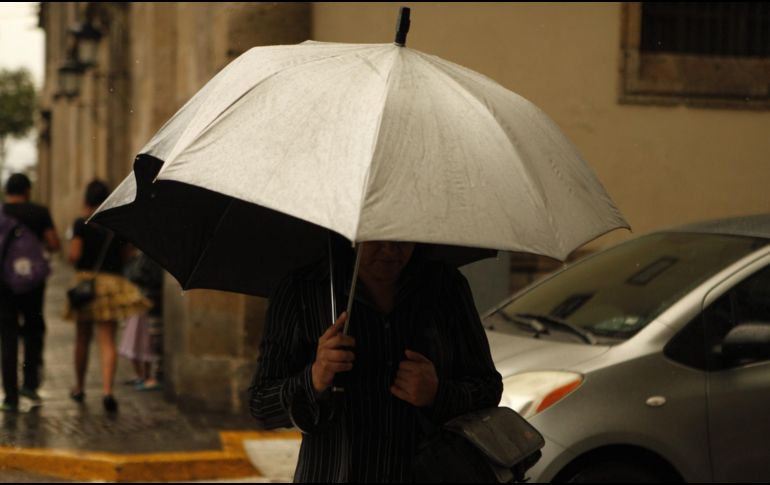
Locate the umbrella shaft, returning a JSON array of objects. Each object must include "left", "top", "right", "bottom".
[
  {"left": 328, "top": 233, "right": 337, "bottom": 325},
  {"left": 343, "top": 243, "right": 363, "bottom": 336},
  {"left": 332, "top": 242, "right": 362, "bottom": 396}
]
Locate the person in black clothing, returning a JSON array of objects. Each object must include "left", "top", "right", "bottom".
[
  {"left": 0, "top": 173, "right": 60, "bottom": 411},
  {"left": 66, "top": 180, "right": 150, "bottom": 413},
  {"left": 249, "top": 240, "right": 502, "bottom": 482}
]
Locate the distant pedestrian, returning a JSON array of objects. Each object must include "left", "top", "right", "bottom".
[
  {"left": 118, "top": 250, "right": 162, "bottom": 391},
  {"left": 0, "top": 173, "right": 60, "bottom": 412},
  {"left": 65, "top": 180, "right": 151, "bottom": 413}
]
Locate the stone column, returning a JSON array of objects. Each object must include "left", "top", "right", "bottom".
[
  {"left": 93, "top": 3, "right": 132, "bottom": 187},
  {"left": 41, "top": 2, "right": 80, "bottom": 235},
  {"left": 39, "top": 2, "right": 131, "bottom": 240},
  {"left": 160, "top": 3, "right": 311, "bottom": 414}
]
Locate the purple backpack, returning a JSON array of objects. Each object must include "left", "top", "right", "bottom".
[{"left": 0, "top": 207, "right": 51, "bottom": 294}]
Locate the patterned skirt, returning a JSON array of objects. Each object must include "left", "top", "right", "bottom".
[{"left": 65, "top": 272, "right": 153, "bottom": 323}]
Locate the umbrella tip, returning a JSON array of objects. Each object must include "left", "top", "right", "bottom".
[{"left": 394, "top": 6, "right": 410, "bottom": 47}]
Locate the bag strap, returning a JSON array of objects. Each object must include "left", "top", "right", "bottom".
[{"left": 91, "top": 229, "right": 115, "bottom": 274}]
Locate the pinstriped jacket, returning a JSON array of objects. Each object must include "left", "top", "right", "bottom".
[{"left": 249, "top": 258, "right": 502, "bottom": 483}]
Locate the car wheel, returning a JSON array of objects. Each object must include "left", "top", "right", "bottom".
[{"left": 563, "top": 460, "right": 671, "bottom": 483}]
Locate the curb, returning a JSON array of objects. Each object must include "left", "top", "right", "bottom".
[{"left": 0, "top": 431, "right": 301, "bottom": 482}]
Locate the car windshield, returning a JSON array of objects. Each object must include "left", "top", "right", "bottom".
[{"left": 487, "top": 232, "right": 769, "bottom": 344}]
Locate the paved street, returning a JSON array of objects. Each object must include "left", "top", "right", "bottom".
[
  {"left": 0, "top": 469, "right": 71, "bottom": 483},
  {"left": 0, "top": 259, "right": 298, "bottom": 482}
]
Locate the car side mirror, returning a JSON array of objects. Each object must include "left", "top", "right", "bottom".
[{"left": 722, "top": 322, "right": 770, "bottom": 364}]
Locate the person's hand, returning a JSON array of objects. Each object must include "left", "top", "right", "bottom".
[
  {"left": 390, "top": 350, "right": 438, "bottom": 407},
  {"left": 311, "top": 312, "right": 355, "bottom": 394}
]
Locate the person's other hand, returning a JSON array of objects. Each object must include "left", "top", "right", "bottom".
[
  {"left": 311, "top": 312, "right": 355, "bottom": 394},
  {"left": 390, "top": 349, "right": 438, "bottom": 407}
]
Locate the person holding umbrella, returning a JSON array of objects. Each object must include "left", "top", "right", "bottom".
[{"left": 249, "top": 238, "right": 503, "bottom": 482}]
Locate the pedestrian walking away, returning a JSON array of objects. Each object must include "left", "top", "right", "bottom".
[
  {"left": 0, "top": 173, "right": 60, "bottom": 412},
  {"left": 65, "top": 180, "right": 151, "bottom": 413}
]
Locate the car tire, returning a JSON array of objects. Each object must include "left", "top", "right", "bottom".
[{"left": 563, "top": 460, "right": 672, "bottom": 483}]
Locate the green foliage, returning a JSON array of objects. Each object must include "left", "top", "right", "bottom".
[{"left": 0, "top": 68, "right": 36, "bottom": 141}]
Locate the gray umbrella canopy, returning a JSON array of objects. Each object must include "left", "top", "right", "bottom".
[{"left": 92, "top": 40, "right": 628, "bottom": 297}]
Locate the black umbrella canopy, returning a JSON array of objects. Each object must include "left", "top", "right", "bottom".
[
  {"left": 92, "top": 154, "right": 328, "bottom": 296},
  {"left": 91, "top": 154, "right": 495, "bottom": 298}
]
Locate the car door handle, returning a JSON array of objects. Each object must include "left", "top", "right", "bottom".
[{"left": 645, "top": 396, "right": 667, "bottom": 407}]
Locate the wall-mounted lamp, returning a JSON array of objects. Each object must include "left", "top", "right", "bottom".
[
  {"left": 57, "top": 46, "right": 85, "bottom": 98},
  {"left": 70, "top": 20, "right": 102, "bottom": 67},
  {"left": 38, "top": 109, "right": 52, "bottom": 142}
]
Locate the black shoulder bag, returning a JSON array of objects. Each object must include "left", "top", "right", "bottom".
[
  {"left": 408, "top": 268, "right": 545, "bottom": 483},
  {"left": 67, "top": 231, "right": 114, "bottom": 309},
  {"left": 413, "top": 406, "right": 544, "bottom": 483}
]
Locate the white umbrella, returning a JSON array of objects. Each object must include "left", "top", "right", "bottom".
[{"left": 93, "top": 9, "right": 629, "bottom": 314}]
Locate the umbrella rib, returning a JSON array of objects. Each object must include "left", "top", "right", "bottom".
[
  {"left": 183, "top": 197, "right": 236, "bottom": 290},
  {"left": 413, "top": 51, "right": 563, "bottom": 255},
  {"left": 420, "top": 53, "right": 631, "bottom": 258},
  {"left": 157, "top": 67, "right": 299, "bottom": 175},
  {"left": 158, "top": 49, "right": 388, "bottom": 177},
  {"left": 353, "top": 47, "right": 402, "bottom": 241},
  {"left": 141, "top": 54, "right": 251, "bottom": 164}
]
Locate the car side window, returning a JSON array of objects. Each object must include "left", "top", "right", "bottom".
[
  {"left": 704, "top": 265, "right": 770, "bottom": 370},
  {"left": 665, "top": 264, "right": 770, "bottom": 371}
]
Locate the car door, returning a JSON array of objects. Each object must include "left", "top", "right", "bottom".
[{"left": 702, "top": 262, "right": 770, "bottom": 482}]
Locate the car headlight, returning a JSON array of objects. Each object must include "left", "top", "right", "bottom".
[{"left": 500, "top": 371, "right": 583, "bottom": 419}]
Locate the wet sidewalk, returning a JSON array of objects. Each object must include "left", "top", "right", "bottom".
[{"left": 0, "top": 260, "right": 299, "bottom": 482}]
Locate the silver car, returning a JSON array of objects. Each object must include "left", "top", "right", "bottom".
[{"left": 484, "top": 215, "right": 770, "bottom": 482}]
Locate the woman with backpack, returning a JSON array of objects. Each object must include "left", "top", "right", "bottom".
[{"left": 65, "top": 180, "right": 151, "bottom": 413}]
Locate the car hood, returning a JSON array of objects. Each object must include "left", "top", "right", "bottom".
[{"left": 485, "top": 329, "right": 610, "bottom": 377}]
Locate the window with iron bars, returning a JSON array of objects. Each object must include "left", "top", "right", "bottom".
[{"left": 620, "top": 2, "right": 770, "bottom": 109}]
